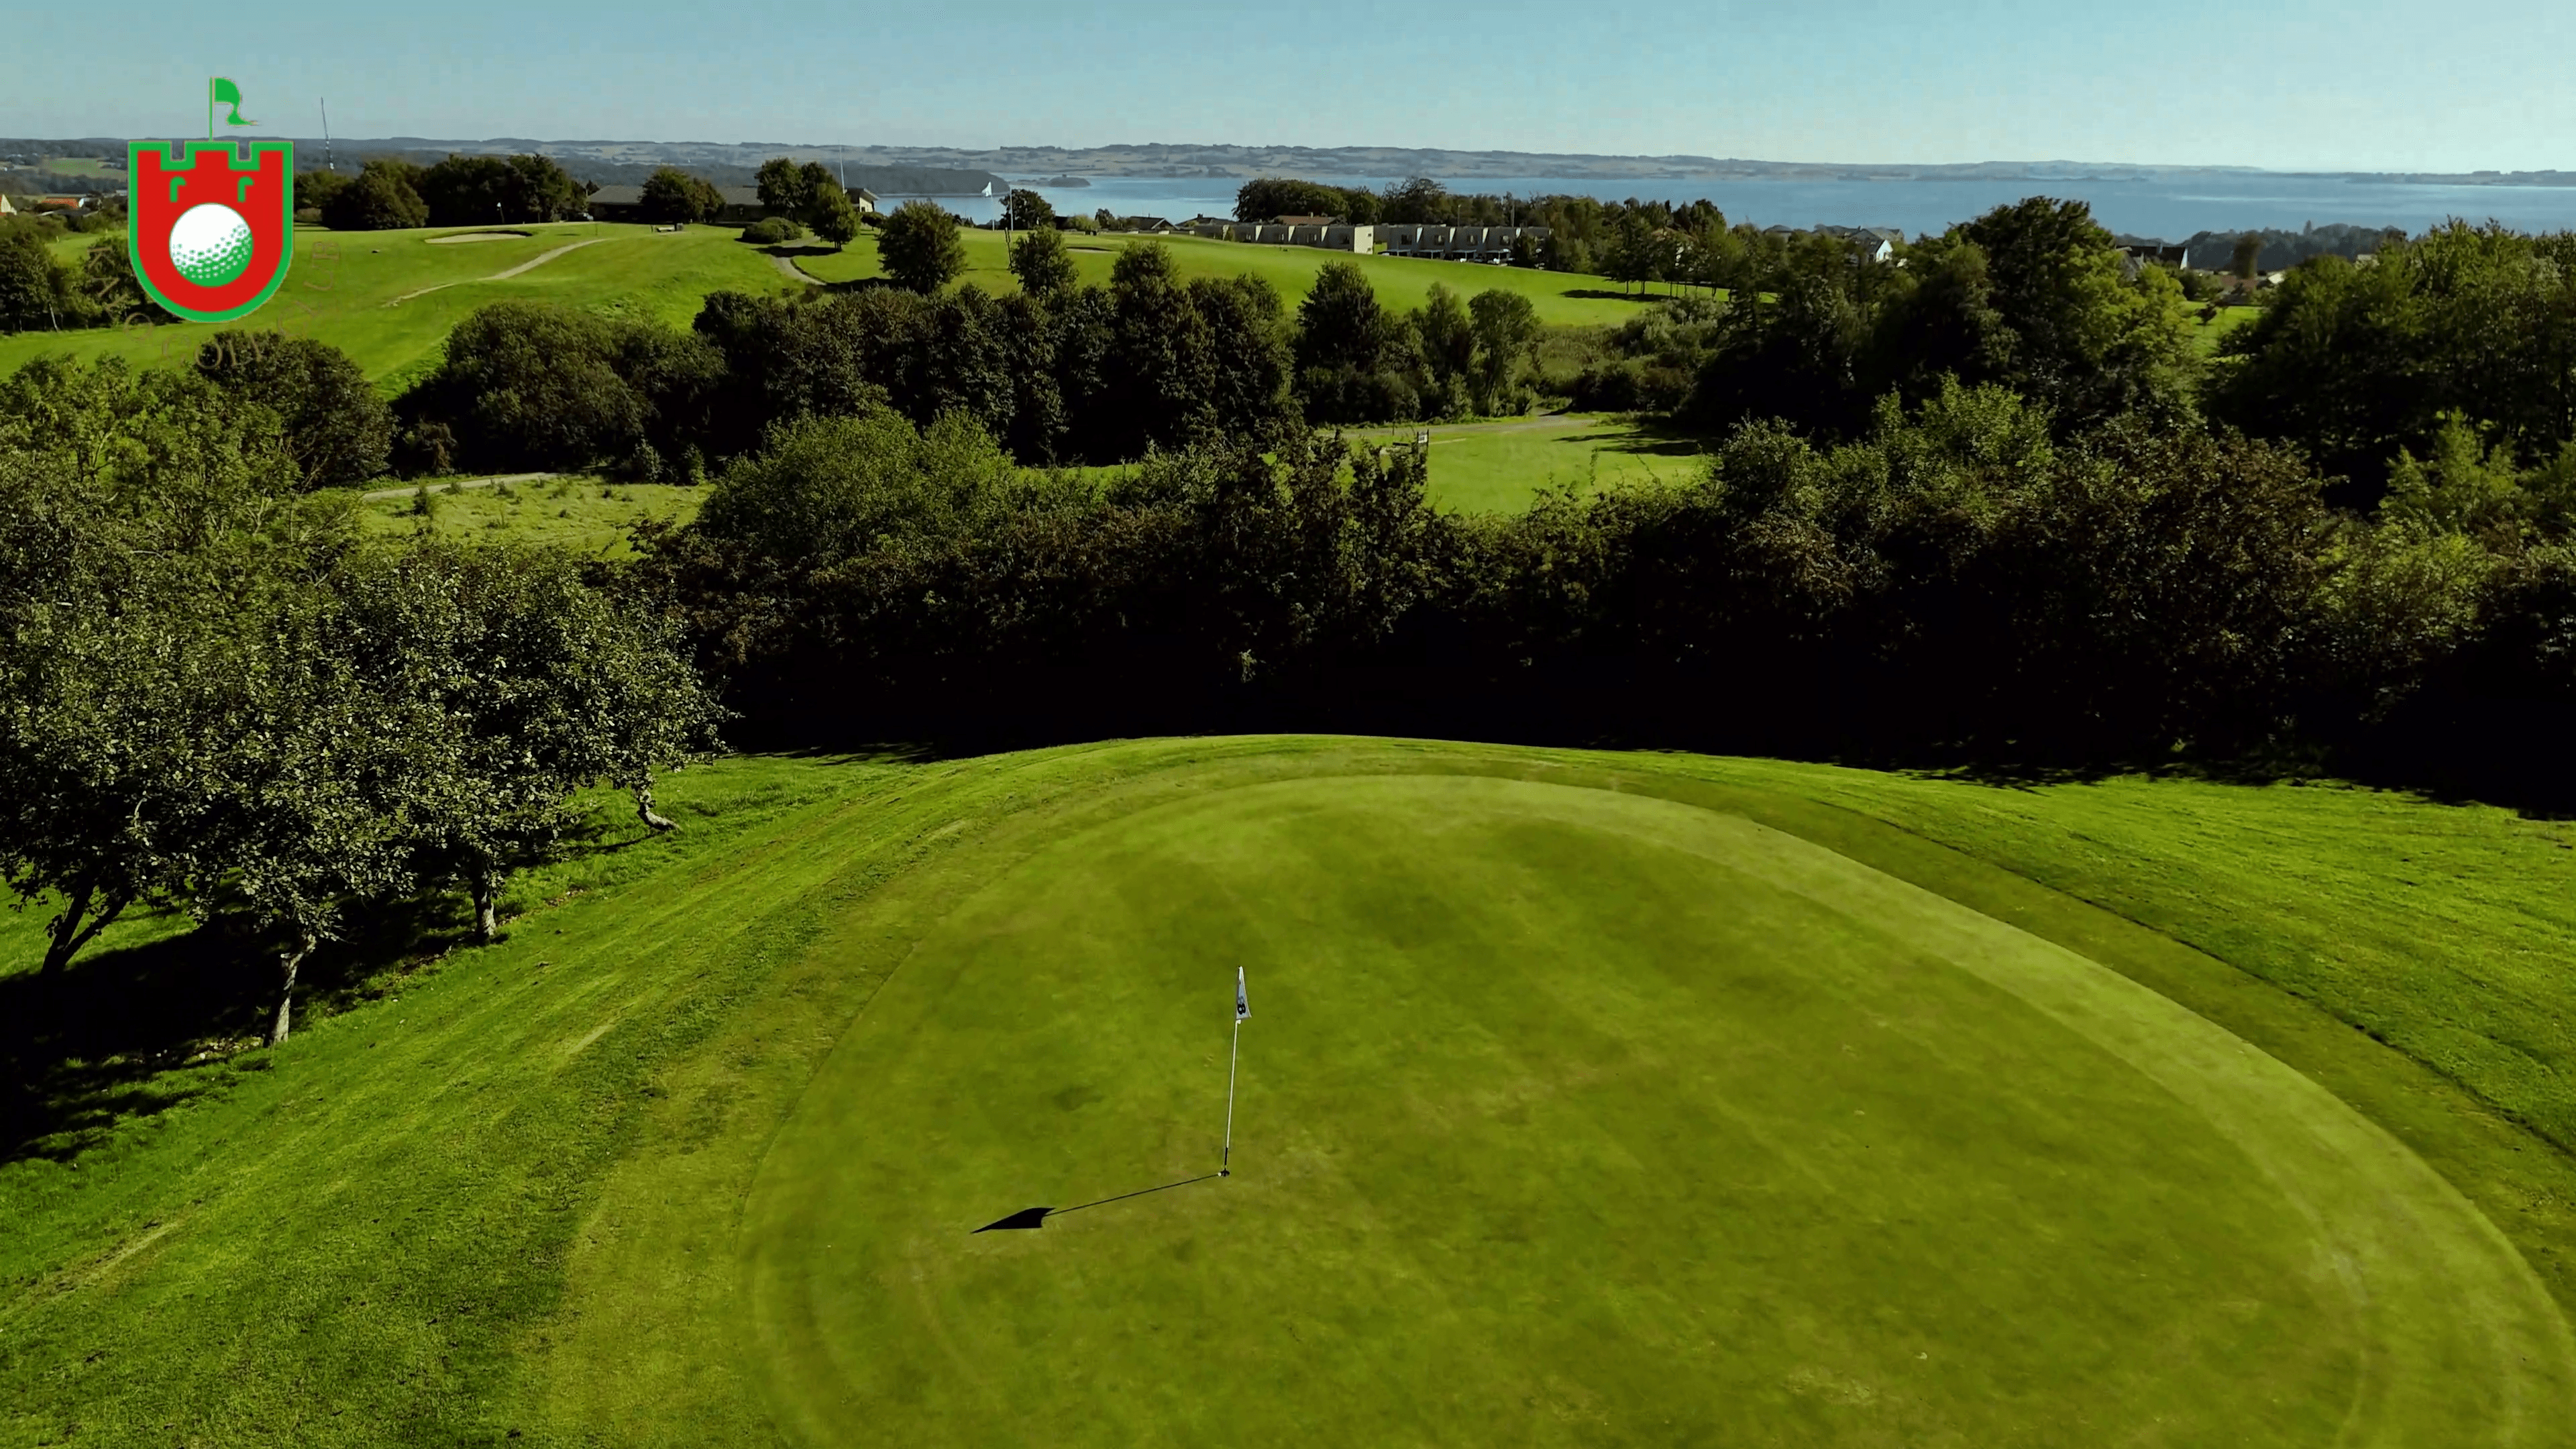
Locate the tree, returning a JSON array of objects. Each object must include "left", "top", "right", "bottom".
[
  {"left": 0, "top": 357, "right": 342, "bottom": 1007},
  {"left": 1379, "top": 176, "right": 1452, "bottom": 225},
  {"left": 807, "top": 184, "right": 861, "bottom": 250},
  {"left": 640, "top": 166, "right": 723, "bottom": 225},
  {"left": 401, "top": 302, "right": 723, "bottom": 476},
  {"left": 77, "top": 232, "right": 173, "bottom": 324},
  {"left": 879, "top": 200, "right": 967, "bottom": 294},
  {"left": 1605, "top": 213, "right": 1662, "bottom": 294},
  {"left": 1415, "top": 284, "right": 1475, "bottom": 415},
  {"left": 1010, "top": 225, "right": 1078, "bottom": 297},
  {"left": 2233, "top": 232, "right": 2265, "bottom": 281},
  {"left": 1234, "top": 178, "right": 1355, "bottom": 223},
  {"left": 2210, "top": 224, "right": 2576, "bottom": 489},
  {"left": 294, "top": 167, "right": 352, "bottom": 220},
  {"left": 1296, "top": 261, "right": 1391, "bottom": 374},
  {"left": 1104, "top": 242, "right": 1219, "bottom": 453},
  {"left": 1467, "top": 289, "right": 1541, "bottom": 414},
  {"left": 755, "top": 156, "right": 813, "bottom": 219},
  {"left": 195, "top": 331, "right": 394, "bottom": 487},
  {"left": 331, "top": 541, "right": 723, "bottom": 947},
  {"left": 0, "top": 229, "right": 76, "bottom": 333},
  {"left": 417, "top": 153, "right": 588, "bottom": 227},
  {"left": 319, "top": 159, "right": 428, "bottom": 231},
  {"left": 1004, "top": 189, "right": 1056, "bottom": 231}
]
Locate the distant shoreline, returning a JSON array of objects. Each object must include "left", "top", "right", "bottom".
[{"left": 5, "top": 137, "right": 2567, "bottom": 190}]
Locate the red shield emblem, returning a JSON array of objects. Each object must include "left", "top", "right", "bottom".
[{"left": 128, "top": 140, "right": 294, "bottom": 323}]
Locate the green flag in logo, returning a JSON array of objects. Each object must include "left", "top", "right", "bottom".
[{"left": 210, "top": 78, "right": 254, "bottom": 137}]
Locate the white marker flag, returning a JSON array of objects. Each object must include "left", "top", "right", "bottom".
[{"left": 1236, "top": 966, "right": 1250, "bottom": 1022}]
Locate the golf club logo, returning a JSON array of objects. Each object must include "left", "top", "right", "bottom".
[{"left": 128, "top": 78, "right": 294, "bottom": 323}]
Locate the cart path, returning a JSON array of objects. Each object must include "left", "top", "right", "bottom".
[{"left": 385, "top": 238, "right": 611, "bottom": 305}]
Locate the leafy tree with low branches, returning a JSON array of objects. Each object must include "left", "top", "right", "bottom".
[
  {"left": 640, "top": 167, "right": 724, "bottom": 225},
  {"left": 0, "top": 357, "right": 348, "bottom": 1010},
  {"left": 878, "top": 201, "right": 967, "bottom": 294},
  {"left": 755, "top": 157, "right": 812, "bottom": 219},
  {"left": 1010, "top": 225, "right": 1078, "bottom": 297},
  {"left": 806, "top": 183, "right": 861, "bottom": 250},
  {"left": 195, "top": 331, "right": 392, "bottom": 487},
  {"left": 1004, "top": 189, "right": 1056, "bottom": 231},
  {"left": 319, "top": 158, "right": 428, "bottom": 231}
]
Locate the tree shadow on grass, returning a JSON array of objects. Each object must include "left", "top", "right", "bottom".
[
  {"left": 0, "top": 894, "right": 481, "bottom": 1166},
  {"left": 1556, "top": 288, "right": 1667, "bottom": 305}
]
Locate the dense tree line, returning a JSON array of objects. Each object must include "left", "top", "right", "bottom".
[
  {"left": 393, "top": 241, "right": 1550, "bottom": 474},
  {"left": 629, "top": 379, "right": 2571, "bottom": 805},
  {"left": 2209, "top": 222, "right": 2576, "bottom": 491},
  {"left": 295, "top": 152, "right": 592, "bottom": 231},
  {"left": 0, "top": 358, "right": 718, "bottom": 1043},
  {"left": 1567, "top": 199, "right": 2201, "bottom": 433}
]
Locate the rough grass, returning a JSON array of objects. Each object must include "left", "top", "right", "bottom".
[
  {"left": 350, "top": 477, "right": 705, "bottom": 559},
  {"left": 6, "top": 740, "right": 2575, "bottom": 1446}
]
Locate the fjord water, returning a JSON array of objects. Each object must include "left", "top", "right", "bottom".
[{"left": 932, "top": 172, "right": 2576, "bottom": 239}]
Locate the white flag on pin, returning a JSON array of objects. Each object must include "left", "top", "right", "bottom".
[{"left": 1235, "top": 966, "right": 1250, "bottom": 1022}]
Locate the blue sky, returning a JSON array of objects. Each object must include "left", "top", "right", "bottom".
[{"left": 9, "top": 0, "right": 2571, "bottom": 172}]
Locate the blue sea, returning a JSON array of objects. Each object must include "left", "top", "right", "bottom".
[{"left": 902, "top": 172, "right": 2576, "bottom": 241}]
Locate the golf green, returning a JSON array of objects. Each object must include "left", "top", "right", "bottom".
[{"left": 740, "top": 773, "right": 2574, "bottom": 1445}]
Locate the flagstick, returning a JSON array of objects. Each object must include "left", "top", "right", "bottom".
[{"left": 1221, "top": 1016, "right": 1242, "bottom": 1177}]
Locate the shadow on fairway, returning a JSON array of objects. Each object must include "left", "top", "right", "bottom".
[{"left": 974, "top": 1171, "right": 1222, "bottom": 1232}]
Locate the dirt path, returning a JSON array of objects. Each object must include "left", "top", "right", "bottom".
[
  {"left": 771, "top": 252, "right": 823, "bottom": 286},
  {"left": 360, "top": 472, "right": 556, "bottom": 502},
  {"left": 386, "top": 238, "right": 611, "bottom": 306}
]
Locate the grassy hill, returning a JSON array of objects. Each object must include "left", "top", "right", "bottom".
[
  {"left": 7, "top": 737, "right": 2575, "bottom": 1445},
  {"left": 1, "top": 223, "right": 1648, "bottom": 392},
  {"left": 0, "top": 222, "right": 803, "bottom": 388}
]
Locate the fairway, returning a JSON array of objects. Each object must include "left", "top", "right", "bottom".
[
  {"left": 741, "top": 773, "right": 2569, "bottom": 1446},
  {"left": 1349, "top": 415, "right": 1709, "bottom": 511}
]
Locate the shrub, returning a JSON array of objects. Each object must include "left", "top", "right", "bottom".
[{"left": 739, "top": 215, "right": 806, "bottom": 246}]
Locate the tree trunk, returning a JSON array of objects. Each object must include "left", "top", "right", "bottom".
[
  {"left": 34, "top": 881, "right": 127, "bottom": 1018},
  {"left": 268, "top": 931, "right": 316, "bottom": 1046},
  {"left": 470, "top": 867, "right": 501, "bottom": 943},
  {"left": 38, "top": 881, "right": 97, "bottom": 982},
  {"left": 634, "top": 782, "right": 676, "bottom": 833}
]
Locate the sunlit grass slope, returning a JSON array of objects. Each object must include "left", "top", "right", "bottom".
[
  {"left": 5, "top": 739, "right": 2575, "bottom": 1447},
  {"left": 0, "top": 223, "right": 799, "bottom": 386},
  {"left": 1344, "top": 415, "right": 1708, "bottom": 511}
]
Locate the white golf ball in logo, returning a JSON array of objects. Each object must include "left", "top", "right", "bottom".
[{"left": 168, "top": 203, "right": 255, "bottom": 288}]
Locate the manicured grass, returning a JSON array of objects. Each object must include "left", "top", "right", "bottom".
[
  {"left": 41, "top": 231, "right": 102, "bottom": 268},
  {"left": 1346, "top": 415, "right": 1709, "bottom": 511},
  {"left": 2189, "top": 303, "right": 2263, "bottom": 354},
  {"left": 7, "top": 739, "right": 2576, "bottom": 1446},
  {"left": 0, "top": 223, "right": 799, "bottom": 388},
  {"left": 352, "top": 478, "right": 705, "bottom": 558},
  {"left": 790, "top": 228, "right": 1652, "bottom": 327}
]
